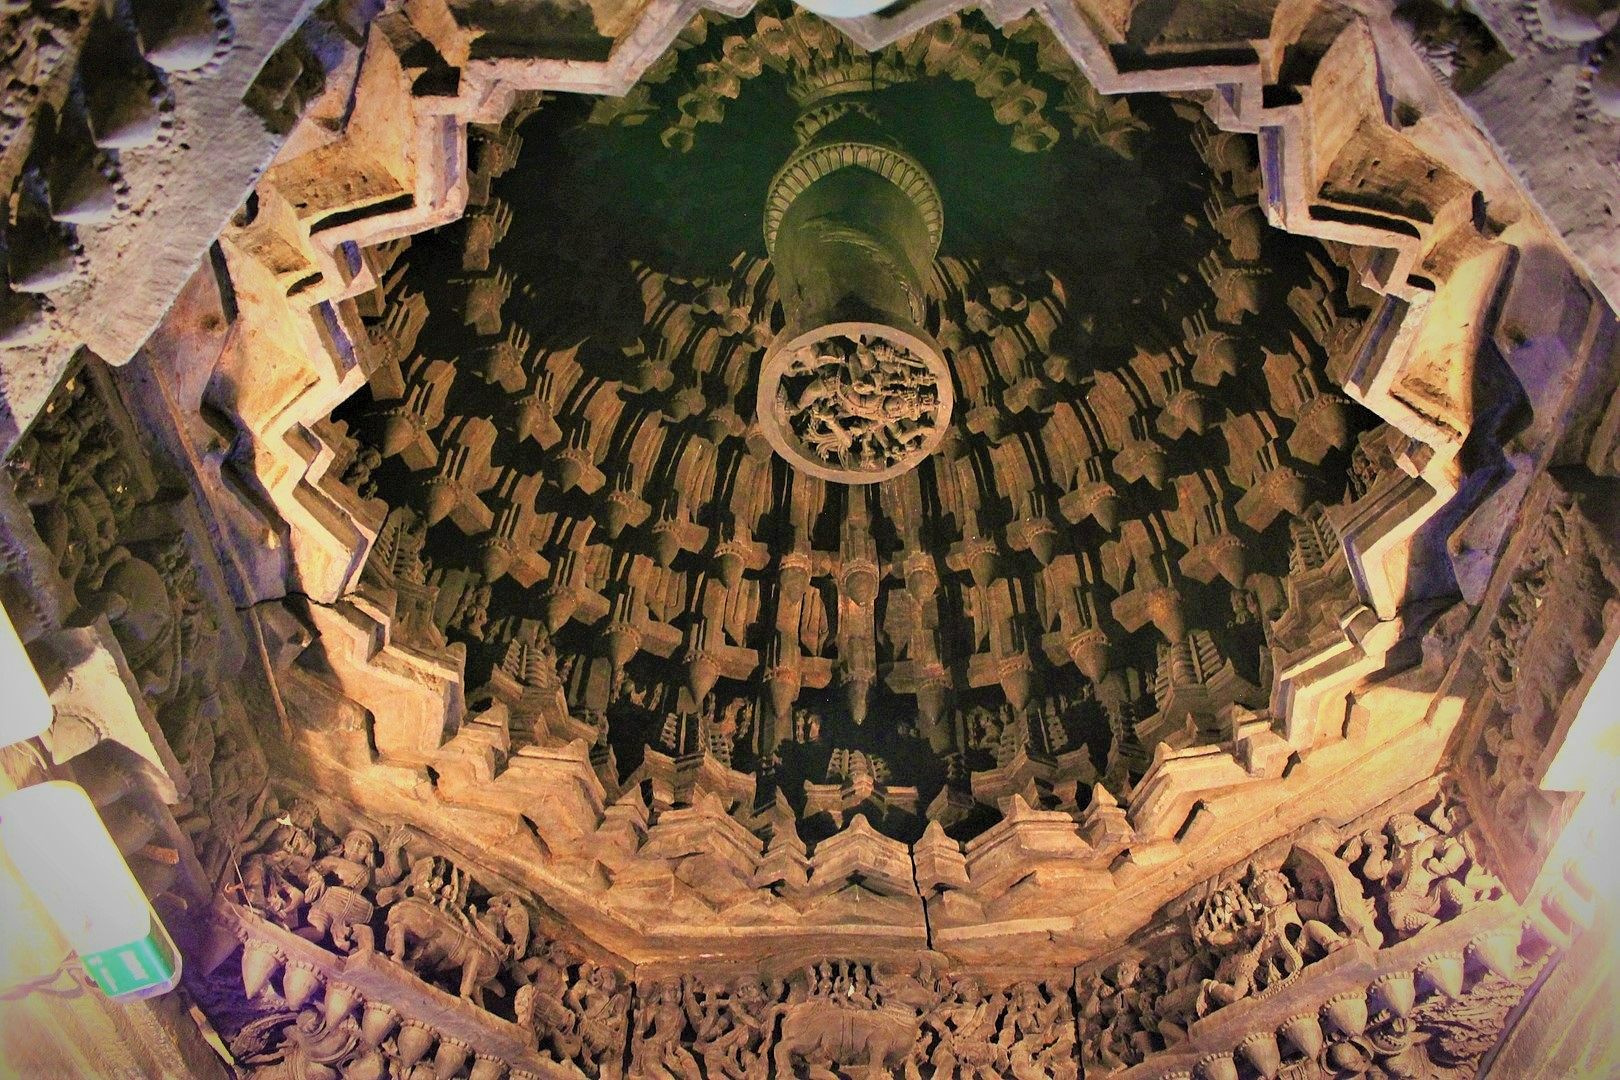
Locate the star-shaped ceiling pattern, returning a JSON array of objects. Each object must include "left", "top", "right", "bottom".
[{"left": 325, "top": 6, "right": 1383, "bottom": 844}]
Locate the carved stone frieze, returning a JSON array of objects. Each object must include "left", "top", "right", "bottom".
[
  {"left": 186, "top": 782, "right": 1536, "bottom": 1079},
  {"left": 1449, "top": 471, "right": 1620, "bottom": 896},
  {"left": 1073, "top": 788, "right": 1506, "bottom": 1072},
  {"left": 201, "top": 793, "right": 634, "bottom": 1080},
  {"left": 2, "top": 355, "right": 261, "bottom": 890},
  {"left": 760, "top": 329, "right": 951, "bottom": 481}
]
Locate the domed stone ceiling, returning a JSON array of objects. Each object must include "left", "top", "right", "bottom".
[{"left": 325, "top": 4, "right": 1382, "bottom": 845}]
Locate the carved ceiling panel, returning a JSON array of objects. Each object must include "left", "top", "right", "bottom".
[
  {"left": 318, "top": 7, "right": 1384, "bottom": 847},
  {"left": 8, "top": 0, "right": 1620, "bottom": 1076}
]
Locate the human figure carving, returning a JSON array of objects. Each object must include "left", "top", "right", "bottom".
[
  {"left": 1001, "top": 981, "right": 1077, "bottom": 1079},
  {"left": 234, "top": 799, "right": 323, "bottom": 928},
  {"left": 925, "top": 978, "right": 1007, "bottom": 1078},
  {"left": 630, "top": 977, "right": 702, "bottom": 1079},
  {"left": 515, "top": 939, "right": 581, "bottom": 1060},
  {"left": 1191, "top": 865, "right": 1348, "bottom": 1016},
  {"left": 567, "top": 961, "right": 630, "bottom": 1080},
  {"left": 299, "top": 827, "right": 405, "bottom": 952},
  {"left": 1343, "top": 809, "right": 1493, "bottom": 940},
  {"left": 778, "top": 334, "right": 942, "bottom": 472},
  {"left": 229, "top": 1007, "right": 364, "bottom": 1080},
  {"left": 686, "top": 978, "right": 770, "bottom": 1079}
]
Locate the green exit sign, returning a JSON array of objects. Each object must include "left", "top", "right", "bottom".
[{"left": 80, "top": 915, "right": 181, "bottom": 1000}]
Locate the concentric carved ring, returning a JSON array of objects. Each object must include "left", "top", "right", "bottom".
[
  {"left": 757, "top": 321, "right": 953, "bottom": 483},
  {"left": 763, "top": 140, "right": 944, "bottom": 257}
]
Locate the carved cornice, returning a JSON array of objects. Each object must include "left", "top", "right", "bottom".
[{"left": 193, "top": 781, "right": 1553, "bottom": 1078}]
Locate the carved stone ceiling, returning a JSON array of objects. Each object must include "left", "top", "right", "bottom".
[
  {"left": 12, "top": 0, "right": 1620, "bottom": 1077},
  {"left": 322, "top": 5, "right": 1383, "bottom": 847}
]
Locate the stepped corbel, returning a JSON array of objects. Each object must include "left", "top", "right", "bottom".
[
  {"left": 838, "top": 631, "right": 879, "bottom": 726},
  {"left": 376, "top": 356, "right": 455, "bottom": 469},
  {"left": 1199, "top": 249, "right": 1266, "bottom": 325},
  {"left": 476, "top": 323, "right": 529, "bottom": 392},
  {"left": 1040, "top": 552, "right": 1114, "bottom": 683},
  {"left": 648, "top": 492, "right": 709, "bottom": 567},
  {"left": 1091, "top": 372, "right": 1169, "bottom": 489},
  {"left": 512, "top": 363, "right": 564, "bottom": 449},
  {"left": 947, "top": 503, "right": 1001, "bottom": 587},
  {"left": 1059, "top": 449, "right": 1123, "bottom": 532},
  {"left": 1171, "top": 470, "right": 1248, "bottom": 588},
  {"left": 423, "top": 416, "right": 498, "bottom": 531},
  {"left": 479, "top": 469, "right": 548, "bottom": 586},
  {"left": 552, "top": 420, "right": 606, "bottom": 495},
  {"left": 886, "top": 617, "right": 952, "bottom": 745},
  {"left": 1007, "top": 489, "right": 1061, "bottom": 565},
  {"left": 838, "top": 501, "right": 881, "bottom": 606},
  {"left": 460, "top": 196, "right": 512, "bottom": 272},
  {"left": 1263, "top": 343, "right": 1354, "bottom": 465},
  {"left": 364, "top": 289, "right": 429, "bottom": 392},
  {"left": 966, "top": 581, "right": 1036, "bottom": 712},
  {"left": 1107, "top": 519, "right": 1189, "bottom": 643},
  {"left": 763, "top": 631, "right": 807, "bottom": 734},
  {"left": 1226, "top": 412, "right": 1311, "bottom": 530},
  {"left": 682, "top": 606, "right": 758, "bottom": 708},
  {"left": 893, "top": 542, "right": 940, "bottom": 604},
  {"left": 968, "top": 717, "right": 1049, "bottom": 809},
  {"left": 466, "top": 124, "right": 523, "bottom": 206},
  {"left": 1182, "top": 311, "right": 1241, "bottom": 386},
  {"left": 1203, "top": 189, "right": 1265, "bottom": 262},
  {"left": 712, "top": 517, "right": 767, "bottom": 589},
  {"left": 1191, "top": 124, "right": 1262, "bottom": 198},
  {"left": 637, "top": 792, "right": 763, "bottom": 906},
  {"left": 1137, "top": 348, "right": 1217, "bottom": 439},
  {"left": 459, "top": 266, "right": 512, "bottom": 336},
  {"left": 600, "top": 582, "right": 680, "bottom": 676},
  {"left": 538, "top": 548, "right": 611, "bottom": 634}
]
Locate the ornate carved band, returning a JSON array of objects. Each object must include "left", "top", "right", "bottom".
[{"left": 763, "top": 139, "right": 944, "bottom": 257}]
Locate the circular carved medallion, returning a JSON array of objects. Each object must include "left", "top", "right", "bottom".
[{"left": 757, "top": 321, "right": 953, "bottom": 483}]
